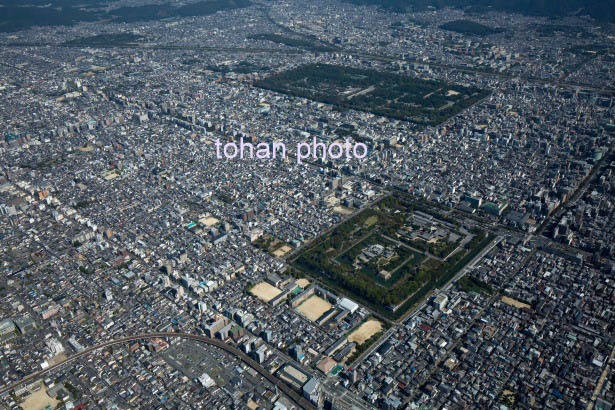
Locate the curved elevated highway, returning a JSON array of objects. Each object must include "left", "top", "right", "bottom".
[{"left": 0, "top": 333, "right": 316, "bottom": 410}]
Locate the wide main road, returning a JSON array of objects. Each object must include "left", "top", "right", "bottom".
[{"left": 0, "top": 333, "right": 316, "bottom": 410}]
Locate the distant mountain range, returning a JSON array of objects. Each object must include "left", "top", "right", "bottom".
[
  {"left": 343, "top": 0, "right": 615, "bottom": 23},
  {"left": 0, "top": 0, "right": 251, "bottom": 33},
  {"left": 1, "top": 0, "right": 613, "bottom": 34}
]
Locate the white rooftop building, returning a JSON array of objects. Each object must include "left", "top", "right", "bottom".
[{"left": 337, "top": 297, "right": 359, "bottom": 314}]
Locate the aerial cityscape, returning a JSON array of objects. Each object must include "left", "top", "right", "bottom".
[{"left": 0, "top": 0, "right": 614, "bottom": 409}]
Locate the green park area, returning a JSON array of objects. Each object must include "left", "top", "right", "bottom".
[
  {"left": 291, "top": 195, "right": 493, "bottom": 319},
  {"left": 254, "top": 63, "right": 489, "bottom": 126},
  {"left": 439, "top": 19, "right": 503, "bottom": 36}
]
